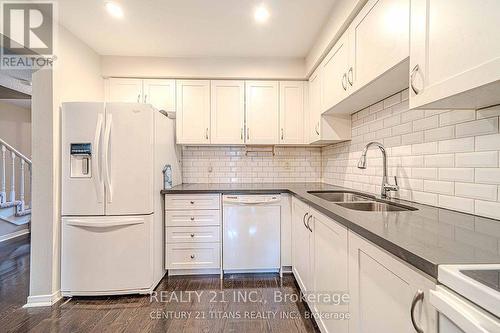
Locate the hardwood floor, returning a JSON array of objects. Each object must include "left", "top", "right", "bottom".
[{"left": 0, "top": 236, "right": 318, "bottom": 332}]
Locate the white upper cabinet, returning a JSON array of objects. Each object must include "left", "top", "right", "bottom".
[
  {"left": 321, "top": 33, "right": 350, "bottom": 112},
  {"left": 107, "top": 78, "right": 143, "bottom": 103},
  {"left": 176, "top": 80, "right": 211, "bottom": 145},
  {"left": 308, "top": 69, "right": 322, "bottom": 143},
  {"left": 143, "top": 79, "right": 176, "bottom": 111},
  {"left": 410, "top": 0, "right": 500, "bottom": 110},
  {"left": 349, "top": 0, "right": 409, "bottom": 91},
  {"left": 210, "top": 80, "right": 245, "bottom": 144},
  {"left": 349, "top": 232, "right": 437, "bottom": 333},
  {"left": 279, "top": 81, "right": 305, "bottom": 144},
  {"left": 245, "top": 81, "right": 279, "bottom": 145}
]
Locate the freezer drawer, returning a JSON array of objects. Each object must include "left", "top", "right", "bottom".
[
  {"left": 166, "top": 243, "right": 220, "bottom": 269},
  {"left": 166, "top": 210, "right": 221, "bottom": 227},
  {"left": 166, "top": 226, "right": 220, "bottom": 243},
  {"left": 165, "top": 194, "right": 220, "bottom": 210},
  {"left": 61, "top": 215, "right": 152, "bottom": 295}
]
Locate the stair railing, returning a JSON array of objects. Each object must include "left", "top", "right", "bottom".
[{"left": 0, "top": 138, "right": 32, "bottom": 214}]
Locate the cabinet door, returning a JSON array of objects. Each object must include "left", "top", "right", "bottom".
[
  {"left": 210, "top": 80, "right": 245, "bottom": 144},
  {"left": 107, "top": 78, "right": 143, "bottom": 103},
  {"left": 349, "top": 232, "right": 437, "bottom": 333},
  {"left": 313, "top": 211, "right": 349, "bottom": 333},
  {"left": 291, "top": 198, "right": 312, "bottom": 292},
  {"left": 308, "top": 69, "right": 322, "bottom": 143},
  {"left": 279, "top": 81, "right": 305, "bottom": 144},
  {"left": 349, "top": 0, "right": 409, "bottom": 92},
  {"left": 245, "top": 81, "right": 279, "bottom": 145},
  {"left": 321, "top": 33, "right": 350, "bottom": 112},
  {"left": 176, "top": 80, "right": 210, "bottom": 144},
  {"left": 410, "top": 0, "right": 500, "bottom": 110},
  {"left": 143, "top": 79, "right": 176, "bottom": 111}
]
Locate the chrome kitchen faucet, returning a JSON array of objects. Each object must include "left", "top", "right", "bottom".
[{"left": 357, "top": 142, "right": 399, "bottom": 198}]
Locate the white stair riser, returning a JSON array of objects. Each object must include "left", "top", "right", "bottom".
[{"left": 0, "top": 206, "right": 15, "bottom": 219}]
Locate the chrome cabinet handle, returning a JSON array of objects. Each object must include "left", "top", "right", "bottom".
[
  {"left": 190, "top": 233, "right": 195, "bottom": 238},
  {"left": 302, "top": 212, "right": 309, "bottom": 230},
  {"left": 190, "top": 254, "right": 195, "bottom": 259},
  {"left": 190, "top": 216, "right": 195, "bottom": 221},
  {"left": 137, "top": 94, "right": 141, "bottom": 103},
  {"left": 342, "top": 73, "right": 347, "bottom": 91},
  {"left": 281, "top": 128, "right": 284, "bottom": 140},
  {"left": 348, "top": 67, "right": 353, "bottom": 86},
  {"left": 205, "top": 128, "right": 209, "bottom": 140},
  {"left": 143, "top": 94, "right": 148, "bottom": 103},
  {"left": 241, "top": 128, "right": 244, "bottom": 141},
  {"left": 410, "top": 289, "right": 425, "bottom": 333},
  {"left": 410, "top": 64, "right": 421, "bottom": 95},
  {"left": 190, "top": 201, "right": 194, "bottom": 204},
  {"left": 306, "top": 215, "right": 313, "bottom": 232},
  {"left": 315, "top": 122, "right": 320, "bottom": 135}
]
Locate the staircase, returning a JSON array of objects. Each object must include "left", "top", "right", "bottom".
[{"left": 0, "top": 139, "right": 31, "bottom": 226}]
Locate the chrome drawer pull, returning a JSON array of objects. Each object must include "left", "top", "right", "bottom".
[
  {"left": 190, "top": 217, "right": 195, "bottom": 221},
  {"left": 190, "top": 233, "right": 195, "bottom": 238},
  {"left": 190, "top": 254, "right": 195, "bottom": 259},
  {"left": 410, "top": 289, "right": 425, "bottom": 333}
]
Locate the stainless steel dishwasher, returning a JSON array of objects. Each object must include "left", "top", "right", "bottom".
[{"left": 222, "top": 195, "right": 281, "bottom": 273}]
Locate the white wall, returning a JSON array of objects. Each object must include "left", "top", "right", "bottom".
[
  {"left": 305, "top": 0, "right": 367, "bottom": 76},
  {"left": 101, "top": 56, "right": 306, "bottom": 79},
  {"left": 0, "top": 100, "right": 31, "bottom": 238},
  {"left": 29, "top": 25, "right": 103, "bottom": 305}
]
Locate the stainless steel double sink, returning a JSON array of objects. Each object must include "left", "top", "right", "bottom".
[{"left": 308, "top": 191, "right": 417, "bottom": 212}]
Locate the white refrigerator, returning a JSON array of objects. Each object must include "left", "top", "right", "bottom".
[{"left": 61, "top": 102, "right": 181, "bottom": 296}]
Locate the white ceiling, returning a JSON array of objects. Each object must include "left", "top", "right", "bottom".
[{"left": 54, "top": 0, "right": 336, "bottom": 58}]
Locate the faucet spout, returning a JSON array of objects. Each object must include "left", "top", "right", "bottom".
[{"left": 357, "top": 142, "right": 398, "bottom": 198}]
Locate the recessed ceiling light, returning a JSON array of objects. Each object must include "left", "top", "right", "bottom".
[
  {"left": 105, "top": 2, "right": 124, "bottom": 18},
  {"left": 254, "top": 5, "right": 270, "bottom": 23}
]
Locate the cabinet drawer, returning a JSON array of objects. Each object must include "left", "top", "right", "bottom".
[
  {"left": 165, "top": 194, "right": 220, "bottom": 210},
  {"left": 166, "top": 210, "right": 221, "bottom": 227},
  {"left": 166, "top": 226, "right": 220, "bottom": 243},
  {"left": 167, "top": 243, "right": 220, "bottom": 270}
]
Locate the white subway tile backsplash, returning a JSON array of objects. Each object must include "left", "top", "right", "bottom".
[
  {"left": 424, "top": 180, "right": 454, "bottom": 195},
  {"left": 383, "top": 93, "right": 401, "bottom": 109},
  {"left": 476, "top": 105, "right": 500, "bottom": 119},
  {"left": 475, "top": 200, "right": 500, "bottom": 220},
  {"left": 439, "top": 110, "right": 476, "bottom": 126},
  {"left": 475, "top": 133, "right": 500, "bottom": 151},
  {"left": 475, "top": 169, "right": 500, "bottom": 184},
  {"left": 455, "top": 118, "right": 499, "bottom": 138},
  {"left": 401, "top": 156, "right": 424, "bottom": 167},
  {"left": 412, "top": 191, "right": 438, "bottom": 206},
  {"left": 413, "top": 115, "right": 439, "bottom": 131},
  {"left": 456, "top": 151, "right": 498, "bottom": 168},
  {"left": 438, "top": 168, "right": 474, "bottom": 182},
  {"left": 438, "top": 137, "right": 475, "bottom": 153},
  {"left": 424, "top": 126, "right": 455, "bottom": 142},
  {"left": 402, "top": 132, "right": 424, "bottom": 145},
  {"left": 392, "top": 122, "right": 413, "bottom": 135},
  {"left": 412, "top": 168, "right": 438, "bottom": 180},
  {"left": 424, "top": 154, "right": 455, "bottom": 167},
  {"left": 412, "top": 142, "right": 438, "bottom": 155},
  {"left": 438, "top": 195, "right": 474, "bottom": 213},
  {"left": 455, "top": 183, "right": 498, "bottom": 201},
  {"left": 384, "top": 115, "right": 401, "bottom": 128},
  {"left": 401, "top": 110, "right": 425, "bottom": 123}
]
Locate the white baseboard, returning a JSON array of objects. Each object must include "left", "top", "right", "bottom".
[
  {"left": 24, "top": 290, "right": 62, "bottom": 308},
  {"left": 0, "top": 229, "right": 30, "bottom": 243}
]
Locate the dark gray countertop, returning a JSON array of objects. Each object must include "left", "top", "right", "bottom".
[{"left": 162, "top": 183, "right": 500, "bottom": 279}]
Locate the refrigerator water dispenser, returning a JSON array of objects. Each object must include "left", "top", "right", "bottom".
[{"left": 70, "top": 143, "right": 92, "bottom": 178}]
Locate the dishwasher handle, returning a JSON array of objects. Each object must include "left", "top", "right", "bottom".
[{"left": 223, "top": 195, "right": 281, "bottom": 205}]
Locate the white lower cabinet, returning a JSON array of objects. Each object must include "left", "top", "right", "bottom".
[
  {"left": 291, "top": 197, "right": 437, "bottom": 333},
  {"left": 348, "top": 232, "right": 437, "bottom": 333},
  {"left": 165, "top": 194, "right": 221, "bottom": 274},
  {"left": 312, "top": 210, "right": 349, "bottom": 333},
  {"left": 292, "top": 197, "right": 313, "bottom": 292}
]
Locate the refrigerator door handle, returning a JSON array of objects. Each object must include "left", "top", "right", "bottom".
[
  {"left": 103, "top": 113, "right": 113, "bottom": 203},
  {"left": 65, "top": 217, "right": 144, "bottom": 228},
  {"left": 93, "top": 114, "right": 104, "bottom": 202}
]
